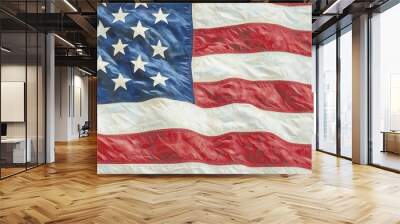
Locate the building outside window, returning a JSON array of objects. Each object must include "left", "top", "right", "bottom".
[
  {"left": 317, "top": 36, "right": 337, "bottom": 155},
  {"left": 340, "top": 28, "right": 352, "bottom": 158}
]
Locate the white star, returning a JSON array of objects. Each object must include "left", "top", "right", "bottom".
[
  {"left": 135, "top": 3, "right": 148, "bottom": 8},
  {"left": 97, "top": 21, "right": 110, "bottom": 39},
  {"left": 112, "top": 39, "right": 128, "bottom": 56},
  {"left": 152, "top": 8, "right": 169, "bottom": 24},
  {"left": 151, "top": 40, "right": 168, "bottom": 58},
  {"left": 131, "top": 21, "right": 149, "bottom": 39},
  {"left": 112, "top": 7, "right": 128, "bottom": 23},
  {"left": 150, "top": 72, "right": 169, "bottom": 87},
  {"left": 97, "top": 56, "right": 109, "bottom": 73},
  {"left": 112, "top": 74, "right": 131, "bottom": 91},
  {"left": 131, "top": 55, "right": 148, "bottom": 73}
]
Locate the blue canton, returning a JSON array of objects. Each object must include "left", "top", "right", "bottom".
[{"left": 97, "top": 3, "right": 193, "bottom": 104}]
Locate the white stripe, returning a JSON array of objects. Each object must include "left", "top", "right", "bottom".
[
  {"left": 193, "top": 3, "right": 311, "bottom": 31},
  {"left": 98, "top": 98, "right": 313, "bottom": 144},
  {"left": 192, "top": 52, "right": 312, "bottom": 84},
  {"left": 98, "top": 163, "right": 310, "bottom": 174}
]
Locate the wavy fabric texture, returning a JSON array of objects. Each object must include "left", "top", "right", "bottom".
[
  {"left": 194, "top": 79, "right": 313, "bottom": 112},
  {"left": 192, "top": 3, "right": 311, "bottom": 31},
  {"left": 98, "top": 99, "right": 313, "bottom": 144},
  {"left": 98, "top": 130, "right": 311, "bottom": 168},
  {"left": 97, "top": 3, "right": 312, "bottom": 174},
  {"left": 192, "top": 52, "right": 312, "bottom": 84},
  {"left": 193, "top": 23, "right": 311, "bottom": 57}
]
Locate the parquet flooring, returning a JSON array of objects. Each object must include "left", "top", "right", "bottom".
[
  {"left": 0, "top": 167, "right": 26, "bottom": 178},
  {"left": 1, "top": 135, "right": 400, "bottom": 224}
]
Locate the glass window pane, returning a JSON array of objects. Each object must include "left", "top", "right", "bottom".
[
  {"left": 318, "top": 37, "right": 337, "bottom": 154},
  {"left": 0, "top": 0, "right": 46, "bottom": 179},
  {"left": 340, "top": 29, "right": 352, "bottom": 158},
  {"left": 27, "top": 31, "right": 38, "bottom": 169},
  {"left": 371, "top": 4, "right": 400, "bottom": 171},
  {"left": 312, "top": 45, "right": 317, "bottom": 151},
  {"left": 1, "top": 31, "right": 27, "bottom": 177},
  {"left": 26, "top": 0, "right": 40, "bottom": 169}
]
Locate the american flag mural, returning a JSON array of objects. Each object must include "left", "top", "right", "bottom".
[{"left": 97, "top": 3, "right": 313, "bottom": 174}]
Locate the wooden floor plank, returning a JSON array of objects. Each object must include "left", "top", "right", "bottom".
[{"left": 1, "top": 135, "right": 400, "bottom": 223}]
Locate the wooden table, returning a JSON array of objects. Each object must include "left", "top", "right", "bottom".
[{"left": 381, "top": 131, "right": 400, "bottom": 154}]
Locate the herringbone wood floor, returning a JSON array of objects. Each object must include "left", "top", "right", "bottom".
[{"left": 1, "top": 136, "right": 400, "bottom": 224}]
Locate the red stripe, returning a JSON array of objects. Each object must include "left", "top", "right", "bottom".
[
  {"left": 97, "top": 129, "right": 311, "bottom": 169},
  {"left": 194, "top": 79, "right": 313, "bottom": 113},
  {"left": 193, "top": 23, "right": 311, "bottom": 57}
]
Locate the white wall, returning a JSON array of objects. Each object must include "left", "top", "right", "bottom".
[
  {"left": 1, "top": 65, "right": 26, "bottom": 139},
  {"left": 1, "top": 65, "right": 40, "bottom": 137},
  {"left": 1, "top": 63, "right": 46, "bottom": 164},
  {"left": 72, "top": 73, "right": 89, "bottom": 138},
  {"left": 55, "top": 66, "right": 69, "bottom": 141},
  {"left": 54, "top": 67, "right": 89, "bottom": 141}
]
